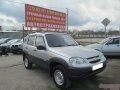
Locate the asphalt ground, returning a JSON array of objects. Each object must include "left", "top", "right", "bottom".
[{"left": 0, "top": 54, "right": 120, "bottom": 90}]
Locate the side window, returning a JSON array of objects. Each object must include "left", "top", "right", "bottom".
[
  {"left": 35, "top": 36, "right": 45, "bottom": 46},
  {"left": 107, "top": 38, "right": 120, "bottom": 45},
  {"left": 24, "top": 36, "right": 28, "bottom": 44},
  {"left": 27, "top": 35, "right": 36, "bottom": 46}
]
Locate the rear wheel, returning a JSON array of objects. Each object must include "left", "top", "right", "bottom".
[
  {"left": 52, "top": 65, "right": 71, "bottom": 89},
  {"left": 23, "top": 56, "right": 32, "bottom": 69}
]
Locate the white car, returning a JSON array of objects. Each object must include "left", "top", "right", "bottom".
[
  {"left": 0, "top": 39, "right": 20, "bottom": 52},
  {"left": 0, "top": 38, "right": 11, "bottom": 45},
  {"left": 86, "top": 36, "right": 120, "bottom": 56},
  {"left": 11, "top": 39, "right": 23, "bottom": 54},
  {"left": 0, "top": 39, "right": 20, "bottom": 48}
]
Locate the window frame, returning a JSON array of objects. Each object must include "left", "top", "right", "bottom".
[
  {"left": 35, "top": 35, "right": 46, "bottom": 47},
  {"left": 106, "top": 38, "right": 120, "bottom": 45},
  {"left": 27, "top": 35, "right": 36, "bottom": 46}
]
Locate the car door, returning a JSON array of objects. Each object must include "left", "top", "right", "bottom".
[
  {"left": 33, "top": 35, "right": 49, "bottom": 68},
  {"left": 25, "top": 35, "right": 36, "bottom": 62},
  {"left": 102, "top": 38, "right": 120, "bottom": 55}
]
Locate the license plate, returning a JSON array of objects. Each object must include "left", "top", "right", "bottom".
[{"left": 92, "top": 63, "right": 103, "bottom": 71}]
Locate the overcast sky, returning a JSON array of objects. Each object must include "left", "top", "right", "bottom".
[{"left": 0, "top": 0, "right": 120, "bottom": 31}]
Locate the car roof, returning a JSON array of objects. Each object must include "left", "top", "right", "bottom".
[{"left": 108, "top": 36, "right": 120, "bottom": 39}]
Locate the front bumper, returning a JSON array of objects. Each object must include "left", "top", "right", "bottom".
[
  {"left": 0, "top": 46, "right": 10, "bottom": 52},
  {"left": 11, "top": 47, "right": 22, "bottom": 53},
  {"left": 68, "top": 61, "right": 106, "bottom": 79}
]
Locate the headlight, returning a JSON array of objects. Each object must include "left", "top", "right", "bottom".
[
  {"left": 18, "top": 45, "right": 22, "bottom": 48},
  {"left": 69, "top": 57, "right": 85, "bottom": 67}
]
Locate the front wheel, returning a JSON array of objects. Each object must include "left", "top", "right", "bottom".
[
  {"left": 52, "top": 65, "right": 71, "bottom": 89},
  {"left": 23, "top": 56, "right": 32, "bottom": 69}
]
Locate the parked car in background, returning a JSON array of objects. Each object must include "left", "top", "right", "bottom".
[
  {"left": 23, "top": 32, "right": 106, "bottom": 89},
  {"left": 86, "top": 36, "right": 120, "bottom": 56},
  {"left": 11, "top": 39, "right": 23, "bottom": 54},
  {"left": 0, "top": 39, "right": 20, "bottom": 52},
  {"left": 0, "top": 38, "right": 11, "bottom": 45},
  {"left": 0, "top": 38, "right": 12, "bottom": 53}
]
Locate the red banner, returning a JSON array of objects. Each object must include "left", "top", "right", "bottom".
[{"left": 25, "top": 4, "right": 66, "bottom": 30}]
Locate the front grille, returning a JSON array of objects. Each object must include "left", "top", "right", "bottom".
[
  {"left": 87, "top": 56, "right": 99, "bottom": 60},
  {"left": 12, "top": 45, "right": 18, "bottom": 48},
  {"left": 87, "top": 56, "right": 100, "bottom": 64},
  {"left": 89, "top": 59, "right": 100, "bottom": 63}
]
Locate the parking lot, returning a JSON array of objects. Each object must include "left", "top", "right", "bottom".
[{"left": 0, "top": 54, "right": 120, "bottom": 90}]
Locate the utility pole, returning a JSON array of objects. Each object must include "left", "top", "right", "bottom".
[
  {"left": 119, "top": 25, "right": 120, "bottom": 35},
  {"left": 105, "top": 26, "right": 107, "bottom": 38},
  {"left": 66, "top": 8, "right": 69, "bottom": 33},
  {"left": 22, "top": 24, "right": 25, "bottom": 42}
]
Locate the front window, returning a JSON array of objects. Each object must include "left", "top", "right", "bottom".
[
  {"left": 0, "top": 39, "right": 6, "bottom": 43},
  {"left": 106, "top": 38, "right": 120, "bottom": 45},
  {"left": 99, "top": 38, "right": 110, "bottom": 44},
  {"left": 0, "top": 39, "right": 9, "bottom": 43},
  {"left": 27, "top": 36, "right": 36, "bottom": 46},
  {"left": 35, "top": 36, "right": 45, "bottom": 46},
  {"left": 6, "top": 40, "right": 13, "bottom": 43},
  {"left": 6, "top": 39, "right": 19, "bottom": 44},
  {"left": 45, "top": 34, "right": 78, "bottom": 47}
]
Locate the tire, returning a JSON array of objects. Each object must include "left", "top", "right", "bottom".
[
  {"left": 23, "top": 56, "right": 32, "bottom": 69},
  {"left": 52, "top": 65, "right": 71, "bottom": 89},
  {"left": 12, "top": 52, "right": 16, "bottom": 54}
]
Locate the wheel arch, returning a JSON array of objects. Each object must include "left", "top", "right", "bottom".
[
  {"left": 49, "top": 57, "right": 69, "bottom": 77},
  {"left": 23, "top": 51, "right": 28, "bottom": 61}
]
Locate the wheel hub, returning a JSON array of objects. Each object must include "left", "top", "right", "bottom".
[{"left": 54, "top": 70, "right": 64, "bottom": 85}]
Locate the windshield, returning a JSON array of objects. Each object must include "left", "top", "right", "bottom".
[
  {"left": 11, "top": 39, "right": 19, "bottom": 43},
  {"left": 45, "top": 34, "right": 78, "bottom": 47},
  {"left": 7, "top": 40, "right": 14, "bottom": 43},
  {"left": 99, "top": 38, "right": 110, "bottom": 44},
  {"left": 7, "top": 39, "right": 19, "bottom": 44},
  {"left": 0, "top": 38, "right": 8, "bottom": 43}
]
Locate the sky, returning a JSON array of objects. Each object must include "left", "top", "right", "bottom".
[{"left": 0, "top": 0, "right": 120, "bottom": 31}]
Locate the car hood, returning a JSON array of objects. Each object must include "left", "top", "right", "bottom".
[
  {"left": 12, "top": 42, "right": 23, "bottom": 45},
  {"left": 49, "top": 45, "right": 101, "bottom": 59},
  {"left": 86, "top": 43, "right": 102, "bottom": 49},
  {"left": 0, "top": 43, "right": 9, "bottom": 46},
  {"left": 86, "top": 43, "right": 99, "bottom": 47}
]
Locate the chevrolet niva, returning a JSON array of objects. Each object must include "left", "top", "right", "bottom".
[{"left": 23, "top": 32, "right": 106, "bottom": 89}]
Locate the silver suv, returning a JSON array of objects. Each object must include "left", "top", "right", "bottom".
[{"left": 23, "top": 32, "right": 106, "bottom": 89}]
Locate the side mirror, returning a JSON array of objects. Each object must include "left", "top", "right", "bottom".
[{"left": 37, "top": 45, "right": 46, "bottom": 50}]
